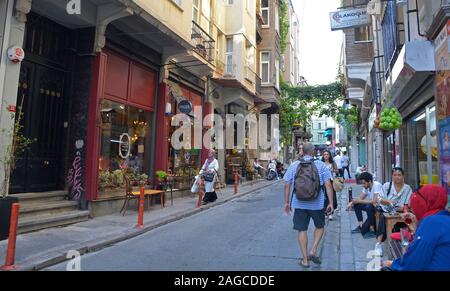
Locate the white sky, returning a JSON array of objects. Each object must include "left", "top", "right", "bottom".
[{"left": 292, "top": 0, "right": 343, "bottom": 85}]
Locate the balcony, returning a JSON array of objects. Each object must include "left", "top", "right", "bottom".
[
  {"left": 256, "top": 14, "right": 263, "bottom": 44},
  {"left": 256, "top": 73, "right": 262, "bottom": 96},
  {"left": 191, "top": 21, "right": 215, "bottom": 63},
  {"left": 215, "top": 59, "right": 225, "bottom": 76}
]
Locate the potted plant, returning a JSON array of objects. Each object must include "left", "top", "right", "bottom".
[
  {"left": 1, "top": 104, "right": 35, "bottom": 240},
  {"left": 155, "top": 170, "right": 168, "bottom": 190}
]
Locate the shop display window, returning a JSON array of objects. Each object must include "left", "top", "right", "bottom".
[
  {"left": 98, "top": 99, "right": 152, "bottom": 198},
  {"left": 405, "top": 104, "right": 439, "bottom": 188}
]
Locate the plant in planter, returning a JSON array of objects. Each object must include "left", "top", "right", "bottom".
[
  {"left": 111, "top": 169, "right": 124, "bottom": 187},
  {"left": 155, "top": 170, "right": 168, "bottom": 190},
  {"left": 138, "top": 174, "right": 148, "bottom": 187},
  {"left": 98, "top": 170, "right": 112, "bottom": 190},
  {"left": 0, "top": 103, "right": 35, "bottom": 240}
]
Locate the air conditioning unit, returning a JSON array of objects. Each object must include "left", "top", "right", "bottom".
[{"left": 396, "top": 0, "right": 407, "bottom": 6}]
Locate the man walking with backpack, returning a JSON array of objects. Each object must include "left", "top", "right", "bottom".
[{"left": 283, "top": 143, "right": 334, "bottom": 268}]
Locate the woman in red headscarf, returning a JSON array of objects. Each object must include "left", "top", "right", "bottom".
[{"left": 383, "top": 185, "right": 450, "bottom": 271}]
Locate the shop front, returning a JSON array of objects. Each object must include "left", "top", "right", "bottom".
[
  {"left": 401, "top": 99, "right": 439, "bottom": 189},
  {"left": 86, "top": 48, "right": 158, "bottom": 207},
  {"left": 166, "top": 80, "right": 204, "bottom": 190}
]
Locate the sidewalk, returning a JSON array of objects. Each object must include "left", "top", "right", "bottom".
[
  {"left": 321, "top": 183, "right": 378, "bottom": 271},
  {"left": 0, "top": 179, "right": 279, "bottom": 271}
]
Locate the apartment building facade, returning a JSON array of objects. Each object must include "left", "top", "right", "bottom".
[{"left": 341, "top": 0, "right": 450, "bottom": 201}]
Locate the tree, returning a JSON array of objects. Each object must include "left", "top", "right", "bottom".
[
  {"left": 279, "top": 78, "right": 358, "bottom": 146},
  {"left": 1, "top": 101, "right": 35, "bottom": 198}
]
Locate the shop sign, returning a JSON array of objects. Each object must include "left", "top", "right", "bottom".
[
  {"left": 119, "top": 133, "right": 131, "bottom": 159},
  {"left": 330, "top": 7, "right": 370, "bottom": 31},
  {"left": 178, "top": 100, "right": 193, "bottom": 114}
]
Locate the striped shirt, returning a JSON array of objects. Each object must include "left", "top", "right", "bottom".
[{"left": 284, "top": 156, "right": 332, "bottom": 211}]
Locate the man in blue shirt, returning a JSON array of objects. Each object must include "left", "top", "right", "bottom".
[{"left": 284, "top": 143, "right": 334, "bottom": 268}]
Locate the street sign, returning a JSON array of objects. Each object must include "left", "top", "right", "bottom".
[
  {"left": 178, "top": 100, "right": 193, "bottom": 114},
  {"left": 119, "top": 133, "right": 131, "bottom": 159},
  {"left": 330, "top": 7, "right": 371, "bottom": 31}
]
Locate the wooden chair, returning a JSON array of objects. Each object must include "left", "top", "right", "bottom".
[{"left": 120, "top": 175, "right": 139, "bottom": 216}]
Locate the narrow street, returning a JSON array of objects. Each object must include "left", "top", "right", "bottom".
[{"left": 47, "top": 182, "right": 325, "bottom": 271}]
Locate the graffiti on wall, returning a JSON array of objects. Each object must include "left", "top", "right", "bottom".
[{"left": 67, "top": 140, "right": 85, "bottom": 201}]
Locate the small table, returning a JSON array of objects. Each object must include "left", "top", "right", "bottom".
[
  {"left": 383, "top": 213, "right": 404, "bottom": 244},
  {"left": 131, "top": 189, "right": 166, "bottom": 208}
]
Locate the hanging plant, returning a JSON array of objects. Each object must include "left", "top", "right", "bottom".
[{"left": 379, "top": 107, "right": 403, "bottom": 131}]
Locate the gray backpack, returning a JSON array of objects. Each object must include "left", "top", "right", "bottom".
[{"left": 294, "top": 159, "right": 322, "bottom": 201}]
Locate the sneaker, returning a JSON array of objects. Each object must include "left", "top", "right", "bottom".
[
  {"left": 329, "top": 214, "right": 334, "bottom": 221},
  {"left": 374, "top": 243, "right": 384, "bottom": 257},
  {"left": 351, "top": 226, "right": 362, "bottom": 233},
  {"left": 363, "top": 231, "right": 377, "bottom": 239}
]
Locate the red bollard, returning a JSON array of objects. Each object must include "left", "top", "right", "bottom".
[
  {"left": 234, "top": 172, "right": 239, "bottom": 194},
  {"left": 197, "top": 180, "right": 204, "bottom": 208},
  {"left": 135, "top": 187, "right": 145, "bottom": 229},
  {"left": 1, "top": 203, "right": 20, "bottom": 271}
]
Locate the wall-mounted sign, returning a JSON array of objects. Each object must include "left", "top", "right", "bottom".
[
  {"left": 7, "top": 46, "right": 25, "bottom": 63},
  {"left": 330, "top": 7, "right": 371, "bottom": 31},
  {"left": 119, "top": 133, "right": 131, "bottom": 159},
  {"left": 178, "top": 100, "right": 193, "bottom": 114}
]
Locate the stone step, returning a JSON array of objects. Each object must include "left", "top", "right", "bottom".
[
  {"left": 9, "top": 191, "right": 67, "bottom": 205},
  {"left": 19, "top": 200, "right": 79, "bottom": 219},
  {"left": 18, "top": 210, "right": 90, "bottom": 234}
]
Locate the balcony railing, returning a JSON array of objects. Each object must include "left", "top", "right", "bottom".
[
  {"left": 256, "top": 73, "right": 262, "bottom": 96},
  {"left": 245, "top": 65, "right": 257, "bottom": 84},
  {"left": 191, "top": 21, "right": 215, "bottom": 63}
]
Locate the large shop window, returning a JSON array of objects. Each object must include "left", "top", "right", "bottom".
[
  {"left": 98, "top": 100, "right": 152, "bottom": 198},
  {"left": 403, "top": 104, "right": 439, "bottom": 188},
  {"left": 167, "top": 85, "right": 203, "bottom": 190}
]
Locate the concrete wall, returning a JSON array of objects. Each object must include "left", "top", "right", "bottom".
[
  {"left": 132, "top": 0, "right": 193, "bottom": 45},
  {"left": 0, "top": 3, "right": 27, "bottom": 196}
]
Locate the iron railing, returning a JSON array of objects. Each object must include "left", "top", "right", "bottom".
[{"left": 191, "top": 21, "right": 215, "bottom": 63}]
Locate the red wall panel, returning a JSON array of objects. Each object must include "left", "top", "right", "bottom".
[
  {"left": 129, "top": 63, "right": 156, "bottom": 111},
  {"left": 104, "top": 52, "right": 129, "bottom": 101}
]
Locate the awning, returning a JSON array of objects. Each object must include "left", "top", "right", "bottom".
[
  {"left": 324, "top": 129, "right": 333, "bottom": 137},
  {"left": 386, "top": 41, "right": 435, "bottom": 109}
]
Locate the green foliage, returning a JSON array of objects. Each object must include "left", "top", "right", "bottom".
[
  {"left": 156, "top": 170, "right": 168, "bottom": 180},
  {"left": 1, "top": 102, "right": 35, "bottom": 198},
  {"left": 279, "top": 0, "right": 290, "bottom": 53},
  {"left": 280, "top": 79, "right": 359, "bottom": 145}
]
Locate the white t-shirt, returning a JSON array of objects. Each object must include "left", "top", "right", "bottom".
[
  {"left": 334, "top": 155, "right": 342, "bottom": 169},
  {"left": 362, "top": 181, "right": 384, "bottom": 200},
  {"left": 341, "top": 155, "right": 349, "bottom": 167}
]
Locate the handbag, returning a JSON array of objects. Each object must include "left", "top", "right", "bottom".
[
  {"left": 191, "top": 180, "right": 199, "bottom": 193},
  {"left": 204, "top": 172, "right": 215, "bottom": 182},
  {"left": 333, "top": 177, "right": 345, "bottom": 192}
]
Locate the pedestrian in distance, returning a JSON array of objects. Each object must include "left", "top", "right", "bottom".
[
  {"left": 347, "top": 172, "right": 383, "bottom": 239},
  {"left": 341, "top": 152, "right": 351, "bottom": 179},
  {"left": 334, "top": 150, "right": 344, "bottom": 178},
  {"left": 199, "top": 149, "right": 219, "bottom": 205},
  {"left": 283, "top": 143, "right": 334, "bottom": 268},
  {"left": 322, "top": 150, "right": 339, "bottom": 221}
]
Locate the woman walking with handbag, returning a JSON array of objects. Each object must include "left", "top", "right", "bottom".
[
  {"left": 200, "top": 150, "right": 219, "bottom": 205},
  {"left": 322, "top": 150, "right": 339, "bottom": 220}
]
